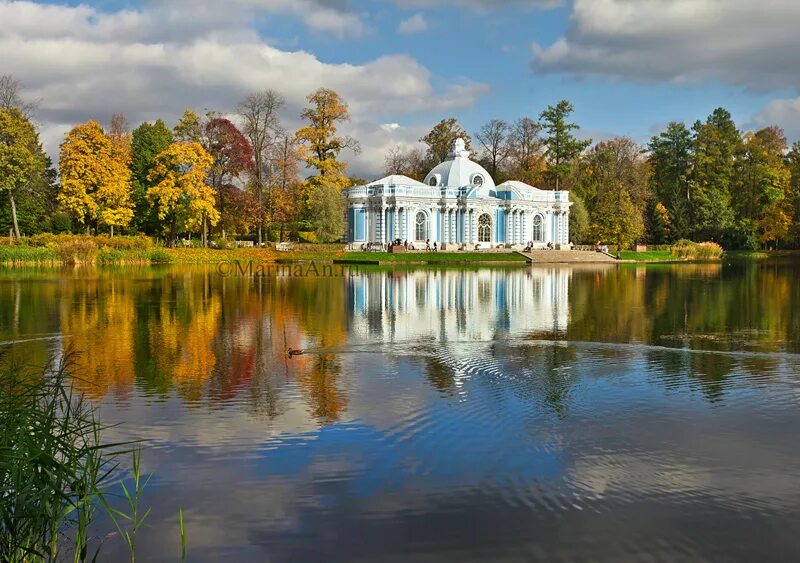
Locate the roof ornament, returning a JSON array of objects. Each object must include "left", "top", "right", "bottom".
[{"left": 448, "top": 137, "right": 470, "bottom": 160}]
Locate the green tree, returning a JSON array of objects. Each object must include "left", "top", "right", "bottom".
[
  {"left": 568, "top": 192, "right": 590, "bottom": 243},
  {"left": 586, "top": 138, "right": 651, "bottom": 251},
  {"left": 0, "top": 108, "right": 46, "bottom": 238},
  {"left": 420, "top": 118, "right": 472, "bottom": 167},
  {"left": 690, "top": 108, "right": 740, "bottom": 242},
  {"left": 131, "top": 119, "right": 173, "bottom": 234},
  {"left": 648, "top": 121, "right": 693, "bottom": 240},
  {"left": 539, "top": 100, "right": 591, "bottom": 190},
  {"left": 309, "top": 179, "right": 346, "bottom": 243}
]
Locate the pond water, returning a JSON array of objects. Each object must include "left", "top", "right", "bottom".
[{"left": 4, "top": 259, "right": 800, "bottom": 561}]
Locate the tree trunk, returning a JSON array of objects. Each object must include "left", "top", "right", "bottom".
[
  {"left": 202, "top": 215, "right": 207, "bottom": 248},
  {"left": 8, "top": 193, "right": 20, "bottom": 240},
  {"left": 258, "top": 224, "right": 263, "bottom": 247},
  {"left": 110, "top": 225, "right": 114, "bottom": 237}
]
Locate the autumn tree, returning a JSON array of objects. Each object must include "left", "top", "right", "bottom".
[
  {"left": 0, "top": 108, "right": 45, "bottom": 238},
  {"left": 310, "top": 179, "right": 346, "bottom": 242},
  {"left": 131, "top": 119, "right": 173, "bottom": 234},
  {"left": 269, "top": 134, "right": 303, "bottom": 240},
  {"left": 202, "top": 117, "right": 253, "bottom": 238},
  {"left": 147, "top": 142, "right": 217, "bottom": 245},
  {"left": 58, "top": 121, "right": 133, "bottom": 235},
  {"left": 420, "top": 118, "right": 471, "bottom": 166},
  {"left": 539, "top": 100, "right": 591, "bottom": 190},
  {"left": 648, "top": 122, "right": 693, "bottom": 241},
  {"left": 296, "top": 88, "right": 360, "bottom": 189},
  {"left": 237, "top": 90, "right": 285, "bottom": 244},
  {"left": 474, "top": 119, "right": 509, "bottom": 180},
  {"left": 733, "top": 126, "right": 791, "bottom": 247},
  {"left": 383, "top": 145, "right": 426, "bottom": 181},
  {"left": 586, "top": 138, "right": 651, "bottom": 251},
  {"left": 173, "top": 108, "right": 203, "bottom": 143},
  {"left": 506, "top": 117, "right": 546, "bottom": 186}
]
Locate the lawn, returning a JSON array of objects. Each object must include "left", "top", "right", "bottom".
[
  {"left": 619, "top": 250, "right": 677, "bottom": 261},
  {"left": 335, "top": 251, "right": 529, "bottom": 264}
]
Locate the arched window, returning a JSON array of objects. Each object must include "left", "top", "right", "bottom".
[
  {"left": 429, "top": 176, "right": 438, "bottom": 187},
  {"left": 478, "top": 213, "right": 492, "bottom": 243},
  {"left": 532, "top": 215, "right": 543, "bottom": 242},
  {"left": 415, "top": 211, "right": 428, "bottom": 241}
]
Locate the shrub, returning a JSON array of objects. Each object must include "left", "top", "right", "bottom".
[
  {"left": 149, "top": 248, "right": 173, "bottom": 263},
  {"left": 0, "top": 245, "right": 58, "bottom": 264},
  {"left": 56, "top": 238, "right": 98, "bottom": 265},
  {"left": 671, "top": 240, "right": 724, "bottom": 259}
]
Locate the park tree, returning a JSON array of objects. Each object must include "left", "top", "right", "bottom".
[
  {"left": 690, "top": 108, "right": 740, "bottom": 242},
  {"left": 420, "top": 118, "right": 472, "bottom": 166},
  {"left": 733, "top": 126, "right": 791, "bottom": 246},
  {"left": 506, "top": 117, "right": 546, "bottom": 186},
  {"left": 539, "top": 100, "right": 591, "bottom": 190},
  {"left": 0, "top": 74, "right": 38, "bottom": 118},
  {"left": 131, "top": 119, "right": 173, "bottom": 233},
  {"left": 173, "top": 109, "right": 203, "bottom": 143},
  {"left": 296, "top": 88, "right": 360, "bottom": 189},
  {"left": 146, "top": 142, "right": 217, "bottom": 245},
  {"left": 586, "top": 138, "right": 651, "bottom": 251},
  {"left": 383, "top": 145, "right": 427, "bottom": 181},
  {"left": 237, "top": 90, "right": 285, "bottom": 244},
  {"left": 785, "top": 141, "right": 800, "bottom": 245},
  {"left": 58, "top": 121, "right": 133, "bottom": 235},
  {"left": 474, "top": 119, "right": 509, "bottom": 180},
  {"left": 0, "top": 108, "right": 46, "bottom": 238},
  {"left": 650, "top": 202, "right": 673, "bottom": 244},
  {"left": 648, "top": 122, "right": 693, "bottom": 240},
  {"left": 310, "top": 179, "right": 346, "bottom": 242},
  {"left": 218, "top": 184, "right": 260, "bottom": 237},
  {"left": 202, "top": 117, "right": 253, "bottom": 238},
  {"left": 568, "top": 192, "right": 590, "bottom": 244},
  {"left": 269, "top": 134, "right": 303, "bottom": 240}
]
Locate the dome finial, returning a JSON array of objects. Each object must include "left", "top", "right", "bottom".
[{"left": 449, "top": 137, "right": 469, "bottom": 159}]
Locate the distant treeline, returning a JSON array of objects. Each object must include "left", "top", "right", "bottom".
[{"left": 1, "top": 73, "right": 798, "bottom": 250}]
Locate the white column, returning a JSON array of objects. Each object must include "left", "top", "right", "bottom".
[{"left": 393, "top": 207, "right": 399, "bottom": 241}]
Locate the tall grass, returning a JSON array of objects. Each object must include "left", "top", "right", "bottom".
[
  {"left": 0, "top": 361, "right": 176, "bottom": 562},
  {"left": 671, "top": 240, "right": 724, "bottom": 260},
  {"left": 0, "top": 362, "right": 118, "bottom": 561}
]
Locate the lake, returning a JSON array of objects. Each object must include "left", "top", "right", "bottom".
[{"left": 3, "top": 259, "right": 800, "bottom": 561}]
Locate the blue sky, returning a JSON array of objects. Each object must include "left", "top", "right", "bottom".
[{"left": 4, "top": 0, "right": 800, "bottom": 176}]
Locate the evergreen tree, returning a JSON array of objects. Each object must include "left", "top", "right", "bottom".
[
  {"left": 689, "top": 108, "right": 740, "bottom": 243},
  {"left": 539, "top": 100, "right": 591, "bottom": 190},
  {"left": 647, "top": 121, "right": 693, "bottom": 241},
  {"left": 131, "top": 119, "right": 173, "bottom": 234}
]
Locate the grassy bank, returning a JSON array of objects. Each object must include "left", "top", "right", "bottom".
[
  {"left": 333, "top": 251, "right": 529, "bottom": 265},
  {"left": 619, "top": 250, "right": 677, "bottom": 262}
]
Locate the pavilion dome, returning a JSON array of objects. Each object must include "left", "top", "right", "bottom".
[{"left": 423, "top": 138, "right": 496, "bottom": 193}]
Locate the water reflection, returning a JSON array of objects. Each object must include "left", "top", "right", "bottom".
[{"left": 2, "top": 261, "right": 800, "bottom": 561}]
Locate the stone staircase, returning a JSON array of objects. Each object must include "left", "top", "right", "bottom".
[{"left": 517, "top": 250, "right": 619, "bottom": 264}]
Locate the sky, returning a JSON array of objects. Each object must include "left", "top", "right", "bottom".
[{"left": 4, "top": 0, "right": 800, "bottom": 178}]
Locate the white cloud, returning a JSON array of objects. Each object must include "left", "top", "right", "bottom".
[
  {"left": 752, "top": 97, "right": 800, "bottom": 139},
  {"left": 0, "top": 0, "right": 489, "bottom": 178},
  {"left": 397, "top": 12, "right": 428, "bottom": 35},
  {"left": 532, "top": 0, "right": 800, "bottom": 91}
]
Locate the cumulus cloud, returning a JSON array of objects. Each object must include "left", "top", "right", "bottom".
[
  {"left": 0, "top": 0, "right": 489, "bottom": 177},
  {"left": 397, "top": 13, "right": 428, "bottom": 34},
  {"left": 532, "top": 0, "right": 800, "bottom": 91},
  {"left": 752, "top": 98, "right": 800, "bottom": 139}
]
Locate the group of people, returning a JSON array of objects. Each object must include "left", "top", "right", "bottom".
[
  {"left": 384, "top": 239, "right": 439, "bottom": 252},
  {"left": 595, "top": 242, "right": 609, "bottom": 253},
  {"left": 523, "top": 241, "right": 555, "bottom": 252}
]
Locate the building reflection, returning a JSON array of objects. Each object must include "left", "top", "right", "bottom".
[{"left": 348, "top": 268, "right": 572, "bottom": 343}]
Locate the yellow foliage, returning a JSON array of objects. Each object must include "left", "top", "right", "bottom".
[
  {"left": 146, "top": 141, "right": 219, "bottom": 235},
  {"left": 58, "top": 120, "right": 133, "bottom": 231}
]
